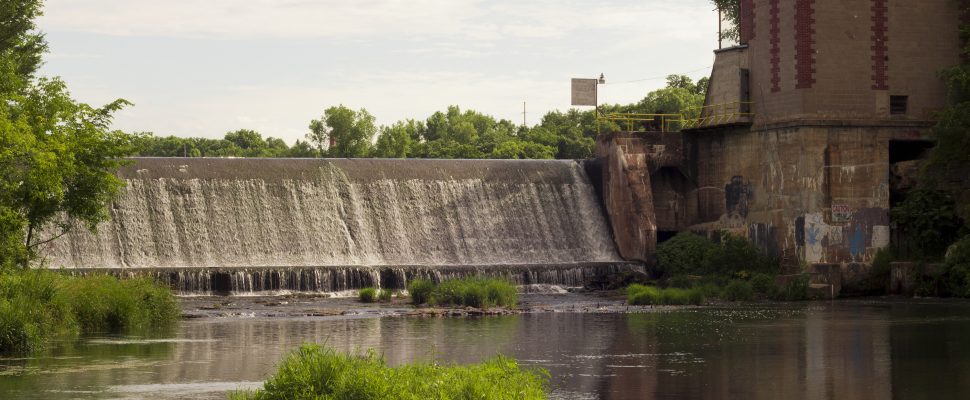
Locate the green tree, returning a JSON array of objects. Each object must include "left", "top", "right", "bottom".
[
  {"left": 0, "top": 79, "right": 131, "bottom": 268},
  {"left": 0, "top": 0, "right": 47, "bottom": 95},
  {"left": 307, "top": 105, "right": 376, "bottom": 157},
  {"left": 372, "top": 120, "right": 419, "bottom": 158},
  {"left": 711, "top": 1, "right": 740, "bottom": 42}
]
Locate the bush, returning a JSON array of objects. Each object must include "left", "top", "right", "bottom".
[
  {"left": 229, "top": 344, "right": 548, "bottom": 400},
  {"left": 772, "top": 275, "right": 810, "bottom": 301},
  {"left": 359, "top": 287, "right": 377, "bottom": 303},
  {"left": 0, "top": 271, "right": 179, "bottom": 355},
  {"left": 407, "top": 279, "right": 435, "bottom": 305},
  {"left": 723, "top": 280, "right": 753, "bottom": 301},
  {"left": 704, "top": 234, "right": 778, "bottom": 275},
  {"left": 431, "top": 278, "right": 517, "bottom": 308},
  {"left": 0, "top": 271, "right": 76, "bottom": 354},
  {"left": 377, "top": 289, "right": 393, "bottom": 302},
  {"left": 892, "top": 189, "right": 966, "bottom": 260},
  {"left": 62, "top": 275, "right": 179, "bottom": 333},
  {"left": 750, "top": 273, "right": 774, "bottom": 294},
  {"left": 627, "top": 284, "right": 661, "bottom": 305},
  {"left": 657, "top": 232, "right": 716, "bottom": 276},
  {"left": 696, "top": 282, "right": 722, "bottom": 299},
  {"left": 942, "top": 235, "right": 970, "bottom": 297}
]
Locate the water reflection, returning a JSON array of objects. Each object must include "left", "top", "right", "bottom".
[{"left": 1, "top": 300, "right": 969, "bottom": 399}]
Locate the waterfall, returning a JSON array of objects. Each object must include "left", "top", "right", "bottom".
[{"left": 41, "top": 158, "right": 630, "bottom": 294}]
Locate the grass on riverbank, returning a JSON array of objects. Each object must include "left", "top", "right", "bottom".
[
  {"left": 407, "top": 278, "right": 517, "bottom": 308},
  {"left": 0, "top": 270, "right": 180, "bottom": 355},
  {"left": 229, "top": 344, "right": 548, "bottom": 400},
  {"left": 626, "top": 284, "right": 704, "bottom": 305}
]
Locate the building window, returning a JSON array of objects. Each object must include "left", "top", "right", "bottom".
[{"left": 890, "top": 95, "right": 908, "bottom": 115}]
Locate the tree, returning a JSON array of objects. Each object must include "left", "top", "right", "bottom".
[
  {"left": 0, "top": 79, "right": 131, "bottom": 268},
  {"left": 372, "top": 120, "right": 418, "bottom": 158},
  {"left": 711, "top": 0, "right": 740, "bottom": 43},
  {"left": 307, "top": 105, "right": 376, "bottom": 157},
  {"left": 0, "top": 2, "right": 132, "bottom": 268}
]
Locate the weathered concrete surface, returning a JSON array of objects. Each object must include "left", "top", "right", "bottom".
[{"left": 597, "top": 134, "right": 659, "bottom": 265}]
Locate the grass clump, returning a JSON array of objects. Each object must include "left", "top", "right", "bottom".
[
  {"left": 627, "top": 284, "right": 704, "bottom": 306},
  {"left": 0, "top": 270, "right": 179, "bottom": 355},
  {"left": 359, "top": 287, "right": 377, "bottom": 303},
  {"left": 431, "top": 278, "right": 517, "bottom": 308},
  {"left": 771, "top": 275, "right": 810, "bottom": 301},
  {"left": 407, "top": 279, "right": 435, "bottom": 305},
  {"left": 377, "top": 289, "right": 393, "bottom": 302},
  {"left": 229, "top": 344, "right": 548, "bottom": 400}
]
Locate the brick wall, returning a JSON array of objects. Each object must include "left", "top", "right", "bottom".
[{"left": 794, "top": 0, "right": 816, "bottom": 89}]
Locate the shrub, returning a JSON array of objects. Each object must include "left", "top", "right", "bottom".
[
  {"left": 696, "top": 283, "right": 722, "bottom": 299},
  {"left": 359, "top": 287, "right": 377, "bottom": 303},
  {"left": 0, "top": 271, "right": 178, "bottom": 355},
  {"left": 431, "top": 278, "right": 517, "bottom": 308},
  {"left": 407, "top": 279, "right": 435, "bottom": 305},
  {"left": 229, "top": 344, "right": 548, "bottom": 400},
  {"left": 750, "top": 273, "right": 774, "bottom": 294},
  {"left": 891, "top": 189, "right": 966, "bottom": 260},
  {"left": 627, "top": 284, "right": 661, "bottom": 305},
  {"left": 942, "top": 235, "right": 970, "bottom": 297},
  {"left": 657, "top": 232, "right": 716, "bottom": 276},
  {"left": 862, "top": 248, "right": 895, "bottom": 295},
  {"left": 62, "top": 275, "right": 179, "bottom": 333},
  {"left": 704, "top": 234, "right": 778, "bottom": 275},
  {"left": 772, "top": 275, "right": 810, "bottom": 301},
  {"left": 661, "top": 288, "right": 705, "bottom": 305},
  {"left": 377, "top": 289, "right": 393, "bottom": 302},
  {"left": 723, "top": 280, "right": 753, "bottom": 301}
]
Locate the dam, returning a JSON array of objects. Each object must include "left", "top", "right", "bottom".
[{"left": 40, "top": 158, "right": 637, "bottom": 294}]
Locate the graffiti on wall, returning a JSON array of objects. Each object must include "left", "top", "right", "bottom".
[
  {"left": 798, "top": 207, "right": 890, "bottom": 263},
  {"left": 725, "top": 176, "right": 753, "bottom": 218}
]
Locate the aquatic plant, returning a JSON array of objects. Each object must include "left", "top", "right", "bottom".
[
  {"left": 359, "top": 287, "right": 377, "bottom": 303},
  {"left": 627, "top": 284, "right": 704, "bottom": 306},
  {"left": 430, "top": 278, "right": 517, "bottom": 308},
  {"left": 0, "top": 270, "right": 179, "bottom": 355},
  {"left": 407, "top": 279, "right": 435, "bottom": 305},
  {"left": 229, "top": 344, "right": 548, "bottom": 400},
  {"left": 377, "top": 289, "right": 393, "bottom": 302}
]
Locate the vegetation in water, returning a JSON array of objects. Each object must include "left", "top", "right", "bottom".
[
  {"left": 228, "top": 344, "right": 548, "bottom": 400},
  {"left": 358, "top": 287, "right": 377, "bottom": 303},
  {"left": 406, "top": 279, "right": 435, "bottom": 305},
  {"left": 626, "top": 284, "right": 704, "bottom": 306},
  {"left": 406, "top": 278, "right": 517, "bottom": 309},
  {"left": 0, "top": 270, "right": 180, "bottom": 355},
  {"left": 377, "top": 288, "right": 393, "bottom": 302}
]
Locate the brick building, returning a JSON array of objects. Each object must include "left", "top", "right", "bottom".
[{"left": 598, "top": 0, "right": 963, "bottom": 271}]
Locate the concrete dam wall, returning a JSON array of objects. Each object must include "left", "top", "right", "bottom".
[{"left": 41, "top": 158, "right": 635, "bottom": 293}]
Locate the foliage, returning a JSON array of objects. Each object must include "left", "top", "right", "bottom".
[
  {"left": 770, "top": 275, "right": 809, "bottom": 301},
  {"left": 430, "top": 278, "right": 518, "bottom": 309},
  {"left": 710, "top": 0, "right": 741, "bottom": 42},
  {"left": 377, "top": 289, "right": 393, "bottom": 303},
  {"left": 656, "top": 232, "right": 717, "bottom": 276},
  {"left": 891, "top": 189, "right": 966, "bottom": 260},
  {"left": 862, "top": 248, "right": 895, "bottom": 295},
  {"left": 749, "top": 273, "right": 774, "bottom": 295},
  {"left": 0, "top": 270, "right": 75, "bottom": 354},
  {"left": 657, "top": 232, "right": 778, "bottom": 277},
  {"left": 358, "top": 287, "right": 377, "bottom": 303},
  {"left": 942, "top": 235, "right": 970, "bottom": 297},
  {"left": 61, "top": 274, "right": 179, "bottom": 333},
  {"left": 0, "top": 0, "right": 47, "bottom": 95},
  {"left": 723, "top": 280, "right": 753, "bottom": 301},
  {"left": 307, "top": 105, "right": 377, "bottom": 157},
  {"left": 229, "top": 344, "right": 548, "bottom": 400},
  {"left": 407, "top": 279, "right": 435, "bottom": 306},
  {"left": 0, "top": 270, "right": 179, "bottom": 355},
  {"left": 626, "top": 284, "right": 704, "bottom": 306}
]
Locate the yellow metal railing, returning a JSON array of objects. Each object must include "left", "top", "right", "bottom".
[
  {"left": 596, "top": 101, "right": 754, "bottom": 133},
  {"left": 598, "top": 113, "right": 684, "bottom": 133},
  {"left": 680, "top": 101, "right": 754, "bottom": 129}
]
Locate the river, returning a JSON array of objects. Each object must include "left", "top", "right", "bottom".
[{"left": 2, "top": 295, "right": 969, "bottom": 399}]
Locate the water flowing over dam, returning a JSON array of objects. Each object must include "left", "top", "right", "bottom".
[{"left": 41, "top": 158, "right": 636, "bottom": 294}]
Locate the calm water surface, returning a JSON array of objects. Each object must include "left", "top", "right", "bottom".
[{"left": 2, "top": 298, "right": 969, "bottom": 399}]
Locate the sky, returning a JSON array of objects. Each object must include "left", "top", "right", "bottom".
[{"left": 37, "top": 0, "right": 723, "bottom": 144}]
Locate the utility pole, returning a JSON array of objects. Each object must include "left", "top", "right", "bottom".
[{"left": 522, "top": 101, "right": 527, "bottom": 127}]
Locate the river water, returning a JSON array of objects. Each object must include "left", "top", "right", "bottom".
[{"left": 2, "top": 296, "right": 969, "bottom": 400}]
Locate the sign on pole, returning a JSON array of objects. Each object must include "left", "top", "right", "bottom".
[{"left": 571, "top": 78, "right": 598, "bottom": 106}]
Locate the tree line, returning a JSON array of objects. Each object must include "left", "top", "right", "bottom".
[{"left": 132, "top": 76, "right": 707, "bottom": 160}]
